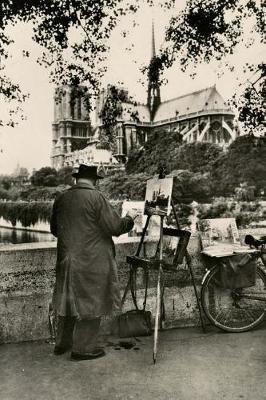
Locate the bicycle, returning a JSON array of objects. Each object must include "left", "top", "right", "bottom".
[{"left": 200, "top": 234, "right": 266, "bottom": 333}]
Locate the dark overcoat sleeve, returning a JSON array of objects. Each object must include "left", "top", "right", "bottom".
[{"left": 96, "top": 192, "right": 134, "bottom": 237}]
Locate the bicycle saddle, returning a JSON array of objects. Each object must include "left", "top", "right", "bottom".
[{"left": 244, "top": 234, "right": 266, "bottom": 248}]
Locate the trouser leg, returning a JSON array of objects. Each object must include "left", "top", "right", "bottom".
[
  {"left": 55, "top": 316, "right": 76, "bottom": 349},
  {"left": 72, "top": 318, "right": 101, "bottom": 354}
]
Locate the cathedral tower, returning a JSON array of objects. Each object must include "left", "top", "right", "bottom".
[
  {"left": 51, "top": 86, "right": 92, "bottom": 169},
  {"left": 147, "top": 21, "right": 161, "bottom": 121}
]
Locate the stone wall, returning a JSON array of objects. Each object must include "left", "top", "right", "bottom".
[{"left": 0, "top": 235, "right": 206, "bottom": 344}]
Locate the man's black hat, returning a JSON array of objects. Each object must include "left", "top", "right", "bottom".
[{"left": 72, "top": 164, "right": 105, "bottom": 180}]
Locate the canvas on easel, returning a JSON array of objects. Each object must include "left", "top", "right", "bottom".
[{"left": 144, "top": 176, "right": 173, "bottom": 216}]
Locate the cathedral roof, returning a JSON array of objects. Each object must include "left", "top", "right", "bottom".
[
  {"left": 121, "top": 102, "right": 150, "bottom": 122},
  {"left": 153, "top": 85, "right": 233, "bottom": 123}
]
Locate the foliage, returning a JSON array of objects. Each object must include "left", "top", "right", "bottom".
[
  {"left": 0, "top": 175, "right": 12, "bottom": 190},
  {"left": 99, "top": 172, "right": 151, "bottom": 200},
  {"left": 98, "top": 85, "right": 130, "bottom": 150},
  {"left": 210, "top": 134, "right": 266, "bottom": 196},
  {"left": 197, "top": 200, "right": 264, "bottom": 228},
  {"left": 31, "top": 167, "right": 59, "bottom": 187},
  {"left": 1, "top": 0, "right": 264, "bottom": 134},
  {"left": 171, "top": 142, "right": 223, "bottom": 174},
  {"left": 1, "top": 186, "right": 22, "bottom": 201},
  {"left": 0, "top": 201, "right": 53, "bottom": 227},
  {"left": 153, "top": 0, "right": 265, "bottom": 134},
  {"left": 126, "top": 129, "right": 183, "bottom": 174},
  {"left": 56, "top": 166, "right": 74, "bottom": 186},
  {"left": 126, "top": 136, "right": 223, "bottom": 175},
  {"left": 30, "top": 166, "right": 74, "bottom": 187},
  {"left": 234, "top": 63, "right": 266, "bottom": 135},
  {"left": 169, "top": 203, "right": 193, "bottom": 228},
  {"left": 0, "top": 0, "right": 173, "bottom": 127},
  {"left": 171, "top": 170, "right": 213, "bottom": 204},
  {"left": 0, "top": 175, "right": 14, "bottom": 190},
  {"left": 0, "top": 188, "right": 11, "bottom": 200},
  {"left": 19, "top": 185, "right": 68, "bottom": 201},
  {"left": 126, "top": 139, "right": 221, "bottom": 202}
]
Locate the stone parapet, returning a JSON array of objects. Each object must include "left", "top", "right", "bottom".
[{"left": 0, "top": 235, "right": 206, "bottom": 344}]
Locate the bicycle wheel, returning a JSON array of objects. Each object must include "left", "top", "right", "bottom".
[{"left": 201, "top": 264, "right": 266, "bottom": 332}]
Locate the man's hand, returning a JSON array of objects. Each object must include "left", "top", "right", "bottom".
[{"left": 126, "top": 209, "right": 139, "bottom": 220}]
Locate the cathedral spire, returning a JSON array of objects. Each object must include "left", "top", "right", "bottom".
[
  {"left": 147, "top": 21, "right": 161, "bottom": 121},
  {"left": 151, "top": 20, "right": 156, "bottom": 59}
]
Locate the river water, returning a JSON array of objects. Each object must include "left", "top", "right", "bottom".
[{"left": 0, "top": 227, "right": 55, "bottom": 245}]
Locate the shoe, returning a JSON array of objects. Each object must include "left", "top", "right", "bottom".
[
  {"left": 71, "top": 348, "right": 106, "bottom": 361},
  {"left": 54, "top": 345, "right": 71, "bottom": 355}
]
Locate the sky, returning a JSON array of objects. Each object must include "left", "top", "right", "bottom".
[{"left": 0, "top": 1, "right": 264, "bottom": 175}]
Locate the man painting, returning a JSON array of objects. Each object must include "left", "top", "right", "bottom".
[{"left": 50, "top": 164, "right": 136, "bottom": 360}]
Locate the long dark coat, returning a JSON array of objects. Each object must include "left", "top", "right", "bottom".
[{"left": 50, "top": 181, "right": 134, "bottom": 319}]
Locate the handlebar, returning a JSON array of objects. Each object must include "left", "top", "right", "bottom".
[{"left": 244, "top": 234, "right": 266, "bottom": 249}]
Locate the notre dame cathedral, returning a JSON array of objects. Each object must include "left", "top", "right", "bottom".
[{"left": 51, "top": 25, "right": 237, "bottom": 171}]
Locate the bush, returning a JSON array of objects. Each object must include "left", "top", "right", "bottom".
[
  {"left": 171, "top": 170, "right": 213, "bottom": 203},
  {"left": 31, "top": 167, "right": 58, "bottom": 187},
  {"left": 20, "top": 185, "right": 69, "bottom": 201},
  {"left": 126, "top": 138, "right": 223, "bottom": 177},
  {"left": 211, "top": 135, "right": 266, "bottom": 196},
  {"left": 169, "top": 203, "right": 193, "bottom": 228},
  {"left": 0, "top": 188, "right": 11, "bottom": 200},
  {"left": 99, "top": 172, "right": 151, "bottom": 200},
  {"left": 125, "top": 129, "right": 182, "bottom": 175},
  {"left": 0, "top": 201, "right": 53, "bottom": 227},
  {"left": 197, "top": 201, "right": 263, "bottom": 228}
]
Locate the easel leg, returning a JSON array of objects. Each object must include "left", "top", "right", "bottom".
[
  {"left": 153, "top": 265, "right": 162, "bottom": 364},
  {"left": 153, "top": 215, "right": 164, "bottom": 364},
  {"left": 136, "top": 215, "right": 151, "bottom": 256},
  {"left": 185, "top": 251, "right": 206, "bottom": 333},
  {"left": 121, "top": 279, "right": 131, "bottom": 308}
]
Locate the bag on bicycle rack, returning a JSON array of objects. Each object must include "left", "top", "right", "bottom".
[{"left": 219, "top": 254, "right": 257, "bottom": 289}]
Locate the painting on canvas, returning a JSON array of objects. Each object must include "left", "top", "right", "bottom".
[
  {"left": 198, "top": 218, "right": 240, "bottom": 248},
  {"left": 144, "top": 176, "right": 173, "bottom": 216}
]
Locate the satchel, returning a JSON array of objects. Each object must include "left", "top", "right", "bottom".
[
  {"left": 219, "top": 255, "right": 257, "bottom": 289},
  {"left": 118, "top": 310, "right": 152, "bottom": 338}
]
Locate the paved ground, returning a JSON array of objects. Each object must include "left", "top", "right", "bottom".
[{"left": 1, "top": 324, "right": 266, "bottom": 400}]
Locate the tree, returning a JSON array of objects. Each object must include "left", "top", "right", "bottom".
[
  {"left": 171, "top": 142, "right": 223, "bottom": 174},
  {"left": 211, "top": 134, "right": 266, "bottom": 196},
  {"left": 98, "top": 85, "right": 133, "bottom": 150},
  {"left": 99, "top": 171, "right": 150, "bottom": 200},
  {"left": 57, "top": 166, "right": 74, "bottom": 186},
  {"left": 0, "top": 1, "right": 173, "bottom": 127},
  {"left": 171, "top": 169, "right": 213, "bottom": 203},
  {"left": 30, "top": 167, "right": 58, "bottom": 187},
  {"left": 1, "top": 0, "right": 264, "bottom": 133},
  {"left": 126, "top": 129, "right": 183, "bottom": 175},
  {"left": 0, "top": 175, "right": 12, "bottom": 190},
  {"left": 126, "top": 134, "right": 223, "bottom": 176},
  {"left": 152, "top": 0, "right": 265, "bottom": 134}
]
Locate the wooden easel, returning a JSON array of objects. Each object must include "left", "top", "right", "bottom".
[{"left": 123, "top": 195, "right": 206, "bottom": 364}]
